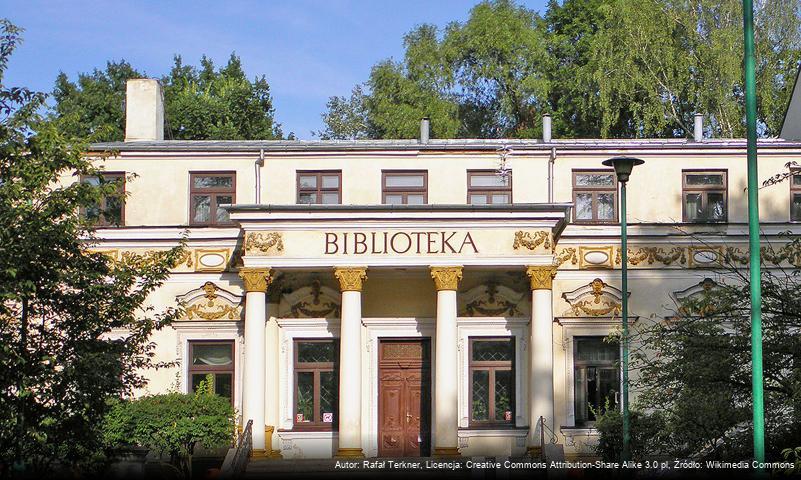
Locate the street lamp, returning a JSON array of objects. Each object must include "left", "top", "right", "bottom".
[{"left": 601, "top": 156, "right": 644, "bottom": 462}]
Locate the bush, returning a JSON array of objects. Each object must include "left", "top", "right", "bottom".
[
  {"left": 102, "top": 376, "right": 235, "bottom": 479},
  {"left": 593, "top": 401, "right": 663, "bottom": 462}
]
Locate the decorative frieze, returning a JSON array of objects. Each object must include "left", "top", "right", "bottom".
[
  {"left": 557, "top": 242, "right": 801, "bottom": 269},
  {"left": 333, "top": 267, "right": 368, "bottom": 292},
  {"left": 430, "top": 266, "right": 463, "bottom": 291}
]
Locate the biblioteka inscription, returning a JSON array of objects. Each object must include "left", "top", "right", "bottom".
[{"left": 325, "top": 231, "right": 479, "bottom": 255}]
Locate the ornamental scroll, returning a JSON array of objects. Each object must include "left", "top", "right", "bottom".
[{"left": 176, "top": 282, "right": 243, "bottom": 321}]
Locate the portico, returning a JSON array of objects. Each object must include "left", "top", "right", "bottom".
[{"left": 230, "top": 203, "right": 571, "bottom": 458}]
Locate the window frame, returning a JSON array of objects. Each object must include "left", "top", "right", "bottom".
[
  {"left": 187, "top": 340, "right": 235, "bottom": 406},
  {"left": 189, "top": 171, "right": 236, "bottom": 227},
  {"left": 382, "top": 170, "right": 428, "bottom": 204},
  {"left": 293, "top": 338, "right": 339, "bottom": 431},
  {"left": 790, "top": 168, "right": 801, "bottom": 222},
  {"left": 466, "top": 170, "right": 512, "bottom": 205},
  {"left": 573, "top": 336, "right": 620, "bottom": 427},
  {"left": 467, "top": 336, "right": 516, "bottom": 427},
  {"left": 571, "top": 169, "right": 618, "bottom": 224},
  {"left": 296, "top": 170, "right": 342, "bottom": 205},
  {"left": 681, "top": 169, "right": 728, "bottom": 223},
  {"left": 80, "top": 172, "right": 126, "bottom": 227}
]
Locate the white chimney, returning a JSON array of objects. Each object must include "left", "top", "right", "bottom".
[
  {"left": 542, "top": 114, "right": 552, "bottom": 142},
  {"left": 420, "top": 117, "right": 430, "bottom": 144},
  {"left": 124, "top": 79, "right": 164, "bottom": 142},
  {"left": 693, "top": 113, "right": 704, "bottom": 142}
]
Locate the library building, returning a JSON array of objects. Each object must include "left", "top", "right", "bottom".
[{"left": 76, "top": 79, "right": 801, "bottom": 460}]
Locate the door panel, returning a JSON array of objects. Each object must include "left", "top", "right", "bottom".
[{"left": 378, "top": 339, "right": 431, "bottom": 457}]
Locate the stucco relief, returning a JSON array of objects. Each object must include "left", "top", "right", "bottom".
[
  {"left": 280, "top": 280, "right": 341, "bottom": 319},
  {"left": 176, "top": 281, "right": 243, "bottom": 321},
  {"left": 459, "top": 282, "right": 527, "bottom": 317},
  {"left": 512, "top": 230, "right": 552, "bottom": 252},
  {"left": 244, "top": 231, "right": 285, "bottom": 255},
  {"left": 561, "top": 278, "right": 625, "bottom": 317}
]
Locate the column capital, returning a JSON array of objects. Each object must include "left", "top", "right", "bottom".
[
  {"left": 239, "top": 268, "right": 273, "bottom": 293},
  {"left": 334, "top": 267, "right": 367, "bottom": 292},
  {"left": 430, "top": 266, "right": 463, "bottom": 291},
  {"left": 526, "top": 265, "right": 557, "bottom": 291}
]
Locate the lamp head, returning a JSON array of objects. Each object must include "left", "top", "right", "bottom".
[{"left": 602, "top": 156, "right": 645, "bottom": 183}]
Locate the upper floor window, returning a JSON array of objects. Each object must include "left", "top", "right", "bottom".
[
  {"left": 190, "top": 172, "right": 235, "bottom": 226},
  {"left": 189, "top": 340, "right": 234, "bottom": 405},
  {"left": 467, "top": 170, "right": 511, "bottom": 204},
  {"left": 294, "top": 339, "right": 339, "bottom": 429},
  {"left": 682, "top": 170, "right": 727, "bottom": 222},
  {"left": 573, "top": 170, "right": 617, "bottom": 223},
  {"left": 382, "top": 170, "right": 427, "bottom": 205},
  {"left": 81, "top": 172, "right": 125, "bottom": 226},
  {"left": 791, "top": 169, "right": 801, "bottom": 222},
  {"left": 574, "top": 337, "right": 619, "bottom": 426},
  {"left": 297, "top": 171, "right": 341, "bottom": 204},
  {"left": 469, "top": 337, "right": 515, "bottom": 426}
]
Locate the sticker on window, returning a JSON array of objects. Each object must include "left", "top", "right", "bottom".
[
  {"left": 295, "top": 413, "right": 304, "bottom": 423},
  {"left": 323, "top": 412, "right": 333, "bottom": 423},
  {"left": 504, "top": 411, "right": 513, "bottom": 421}
]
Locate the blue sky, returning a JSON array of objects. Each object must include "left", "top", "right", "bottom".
[{"left": 3, "top": 0, "right": 547, "bottom": 139}]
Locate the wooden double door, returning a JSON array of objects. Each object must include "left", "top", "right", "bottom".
[{"left": 378, "top": 339, "right": 431, "bottom": 457}]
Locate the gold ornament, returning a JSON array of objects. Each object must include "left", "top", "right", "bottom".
[
  {"left": 239, "top": 268, "right": 273, "bottom": 292},
  {"left": 245, "top": 232, "right": 284, "bottom": 255},
  {"left": 430, "top": 266, "right": 463, "bottom": 291},
  {"left": 333, "top": 267, "right": 367, "bottom": 292},
  {"left": 526, "top": 265, "right": 557, "bottom": 290},
  {"left": 513, "top": 231, "right": 552, "bottom": 252}
]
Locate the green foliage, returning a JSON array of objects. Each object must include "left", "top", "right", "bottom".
[
  {"left": 102, "top": 377, "right": 235, "bottom": 479},
  {"left": 629, "top": 238, "right": 801, "bottom": 460},
  {"left": 321, "top": 0, "right": 801, "bottom": 139},
  {"left": 0, "top": 19, "right": 184, "bottom": 474},
  {"left": 50, "top": 53, "right": 288, "bottom": 141},
  {"left": 592, "top": 401, "right": 663, "bottom": 462}
]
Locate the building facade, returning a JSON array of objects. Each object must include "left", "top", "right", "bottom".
[{"left": 76, "top": 79, "right": 801, "bottom": 460}]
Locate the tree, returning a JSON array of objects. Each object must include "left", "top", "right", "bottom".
[
  {"left": 50, "top": 53, "right": 289, "bottom": 141},
  {"left": 102, "top": 377, "right": 235, "bottom": 480},
  {"left": 321, "top": 0, "right": 801, "bottom": 139},
  {"left": 0, "top": 20, "right": 185, "bottom": 474},
  {"left": 623, "top": 238, "right": 801, "bottom": 460}
]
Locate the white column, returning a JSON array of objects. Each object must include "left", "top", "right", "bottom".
[
  {"left": 265, "top": 300, "right": 282, "bottom": 458},
  {"left": 239, "top": 268, "right": 272, "bottom": 457},
  {"left": 526, "top": 265, "right": 557, "bottom": 454},
  {"left": 333, "top": 267, "right": 367, "bottom": 458},
  {"left": 430, "top": 266, "right": 463, "bottom": 457}
]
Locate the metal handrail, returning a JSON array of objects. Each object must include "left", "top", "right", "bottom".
[{"left": 221, "top": 420, "right": 252, "bottom": 479}]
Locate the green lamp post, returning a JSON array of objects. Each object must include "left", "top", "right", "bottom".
[
  {"left": 602, "top": 156, "right": 644, "bottom": 462},
  {"left": 741, "top": 0, "right": 765, "bottom": 464}
]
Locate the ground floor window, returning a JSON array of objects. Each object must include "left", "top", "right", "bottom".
[
  {"left": 573, "top": 337, "right": 620, "bottom": 425},
  {"left": 294, "top": 339, "right": 339, "bottom": 429},
  {"left": 188, "top": 340, "right": 235, "bottom": 404},
  {"left": 469, "top": 337, "right": 515, "bottom": 426}
]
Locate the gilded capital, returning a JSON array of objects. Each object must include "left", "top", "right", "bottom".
[
  {"left": 239, "top": 268, "right": 273, "bottom": 293},
  {"left": 334, "top": 267, "right": 367, "bottom": 292},
  {"left": 526, "top": 265, "right": 557, "bottom": 291},
  {"left": 430, "top": 266, "right": 463, "bottom": 291}
]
